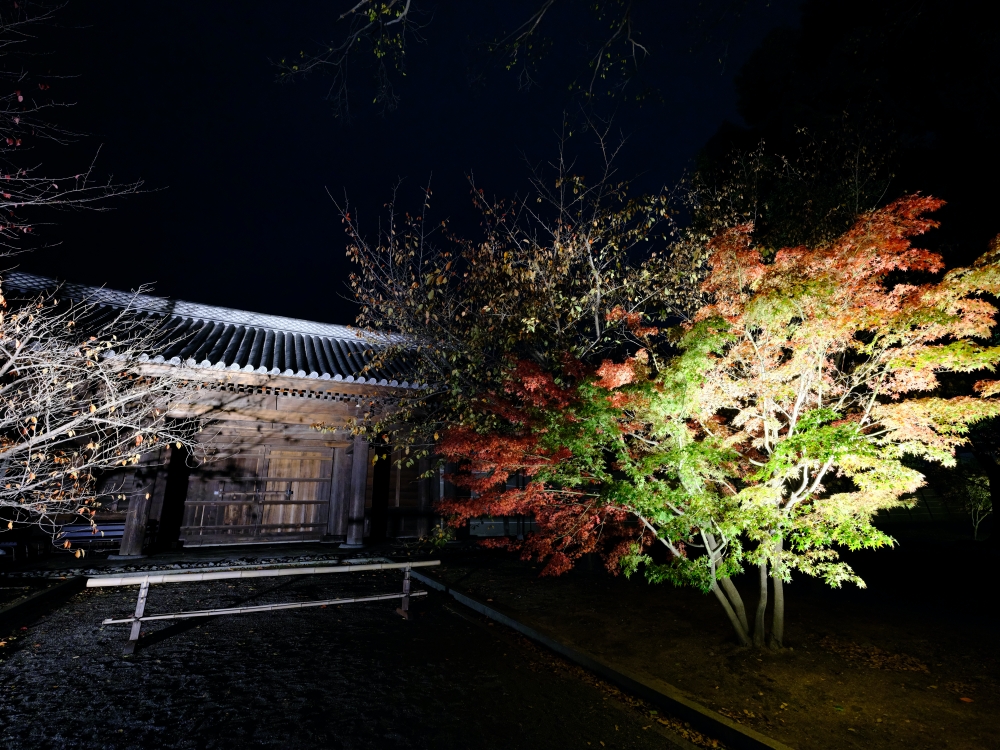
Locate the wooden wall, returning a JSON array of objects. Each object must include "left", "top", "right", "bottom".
[{"left": 111, "top": 369, "right": 436, "bottom": 553}]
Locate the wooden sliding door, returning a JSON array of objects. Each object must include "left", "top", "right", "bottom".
[{"left": 179, "top": 447, "right": 334, "bottom": 546}]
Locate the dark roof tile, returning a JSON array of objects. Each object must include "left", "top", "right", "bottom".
[{"left": 2, "top": 271, "right": 422, "bottom": 388}]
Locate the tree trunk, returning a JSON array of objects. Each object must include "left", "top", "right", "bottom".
[
  {"left": 700, "top": 530, "right": 752, "bottom": 645},
  {"left": 770, "top": 573, "right": 785, "bottom": 648},
  {"left": 711, "top": 580, "right": 752, "bottom": 646},
  {"left": 769, "top": 537, "right": 785, "bottom": 648},
  {"left": 753, "top": 562, "right": 768, "bottom": 648},
  {"left": 983, "top": 459, "right": 1000, "bottom": 545},
  {"left": 719, "top": 575, "right": 750, "bottom": 634}
]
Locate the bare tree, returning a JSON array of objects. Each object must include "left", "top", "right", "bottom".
[
  {"left": 0, "top": 281, "right": 201, "bottom": 553},
  {"left": 0, "top": 5, "right": 199, "bottom": 554},
  {"left": 1, "top": 1, "right": 141, "bottom": 253},
  {"left": 338, "top": 130, "right": 707, "bottom": 459},
  {"left": 278, "top": 1, "right": 660, "bottom": 119}
]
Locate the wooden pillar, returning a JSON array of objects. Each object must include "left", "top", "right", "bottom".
[
  {"left": 368, "top": 452, "right": 391, "bottom": 542},
  {"left": 416, "top": 458, "right": 431, "bottom": 538},
  {"left": 155, "top": 444, "right": 192, "bottom": 551},
  {"left": 324, "top": 446, "right": 352, "bottom": 542},
  {"left": 117, "top": 489, "right": 152, "bottom": 558},
  {"left": 344, "top": 436, "right": 368, "bottom": 547}
]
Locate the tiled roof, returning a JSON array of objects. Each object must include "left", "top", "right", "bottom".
[{"left": 3, "top": 272, "right": 421, "bottom": 388}]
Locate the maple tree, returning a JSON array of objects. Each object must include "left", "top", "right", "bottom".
[{"left": 423, "top": 196, "right": 1000, "bottom": 646}]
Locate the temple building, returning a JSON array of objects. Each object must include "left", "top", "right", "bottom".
[{"left": 3, "top": 272, "right": 436, "bottom": 558}]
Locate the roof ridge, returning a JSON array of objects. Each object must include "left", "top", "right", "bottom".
[{"left": 2, "top": 271, "right": 361, "bottom": 341}]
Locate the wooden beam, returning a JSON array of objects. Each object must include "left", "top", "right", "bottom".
[{"left": 167, "top": 404, "right": 353, "bottom": 425}]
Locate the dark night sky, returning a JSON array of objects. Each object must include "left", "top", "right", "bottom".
[{"left": 14, "top": 1, "right": 803, "bottom": 324}]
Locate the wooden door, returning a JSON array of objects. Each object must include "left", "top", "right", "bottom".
[
  {"left": 179, "top": 451, "right": 266, "bottom": 545},
  {"left": 179, "top": 447, "right": 333, "bottom": 546},
  {"left": 257, "top": 450, "right": 332, "bottom": 541}
]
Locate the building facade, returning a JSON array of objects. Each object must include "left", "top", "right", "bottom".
[{"left": 4, "top": 273, "right": 436, "bottom": 557}]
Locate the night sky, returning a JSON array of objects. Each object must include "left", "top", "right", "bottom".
[{"left": 13, "top": 1, "right": 803, "bottom": 324}]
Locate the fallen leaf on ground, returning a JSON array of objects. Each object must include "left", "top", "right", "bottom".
[
  {"left": 819, "top": 635, "right": 928, "bottom": 672},
  {"left": 945, "top": 681, "right": 976, "bottom": 695}
]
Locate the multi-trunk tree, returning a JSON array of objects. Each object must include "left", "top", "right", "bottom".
[
  {"left": 355, "top": 189, "right": 1000, "bottom": 646},
  {"left": 603, "top": 196, "right": 1000, "bottom": 645}
]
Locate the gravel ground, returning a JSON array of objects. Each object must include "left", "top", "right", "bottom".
[{"left": 0, "top": 569, "right": 698, "bottom": 750}]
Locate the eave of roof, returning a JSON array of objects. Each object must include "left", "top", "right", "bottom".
[{"left": 3, "top": 271, "right": 423, "bottom": 390}]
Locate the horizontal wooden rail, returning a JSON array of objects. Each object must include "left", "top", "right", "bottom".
[
  {"left": 83, "top": 556, "right": 391, "bottom": 580},
  {"left": 87, "top": 559, "right": 440, "bottom": 587},
  {"left": 91, "top": 558, "right": 438, "bottom": 653},
  {"left": 103, "top": 590, "right": 427, "bottom": 624}
]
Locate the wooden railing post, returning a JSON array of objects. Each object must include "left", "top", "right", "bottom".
[
  {"left": 396, "top": 566, "right": 411, "bottom": 620},
  {"left": 124, "top": 577, "right": 150, "bottom": 654}
]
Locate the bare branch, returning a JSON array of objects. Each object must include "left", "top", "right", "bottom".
[
  {"left": 0, "top": 280, "right": 201, "bottom": 550},
  {"left": 1, "top": 3, "right": 143, "bottom": 252}
]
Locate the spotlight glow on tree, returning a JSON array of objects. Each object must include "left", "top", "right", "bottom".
[{"left": 438, "top": 197, "right": 1000, "bottom": 646}]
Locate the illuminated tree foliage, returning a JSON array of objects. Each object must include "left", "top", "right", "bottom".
[{"left": 423, "top": 196, "right": 1000, "bottom": 646}]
